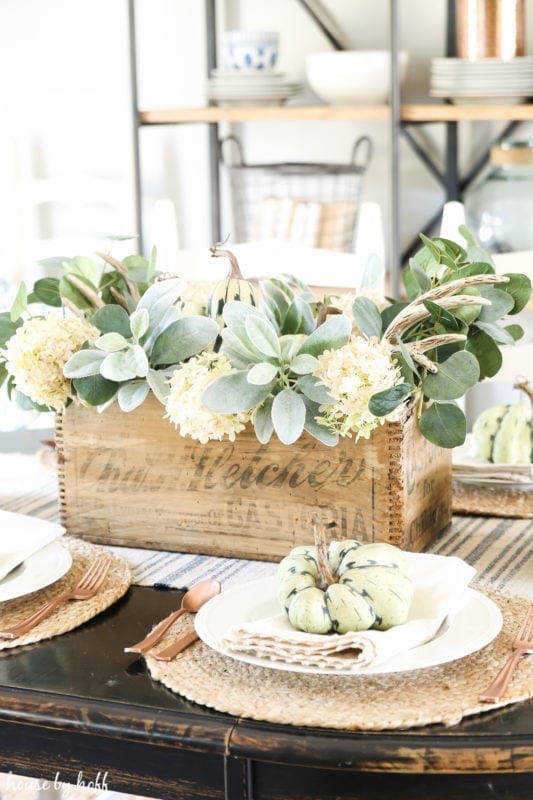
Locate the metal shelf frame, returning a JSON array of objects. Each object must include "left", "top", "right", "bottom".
[{"left": 127, "top": 0, "right": 530, "bottom": 297}]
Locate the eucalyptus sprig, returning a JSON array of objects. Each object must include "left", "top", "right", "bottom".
[{"left": 358, "top": 233, "right": 532, "bottom": 448}]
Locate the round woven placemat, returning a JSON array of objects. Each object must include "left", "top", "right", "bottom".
[
  {"left": 0, "top": 537, "right": 131, "bottom": 650},
  {"left": 146, "top": 588, "right": 532, "bottom": 730}
]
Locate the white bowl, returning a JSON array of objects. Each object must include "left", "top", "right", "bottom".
[
  {"left": 305, "top": 50, "right": 409, "bottom": 104},
  {"left": 221, "top": 30, "right": 279, "bottom": 72}
]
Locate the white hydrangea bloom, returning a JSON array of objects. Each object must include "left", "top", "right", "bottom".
[
  {"left": 313, "top": 335, "right": 402, "bottom": 440},
  {"left": 165, "top": 351, "right": 251, "bottom": 443},
  {"left": 2, "top": 313, "right": 98, "bottom": 412}
]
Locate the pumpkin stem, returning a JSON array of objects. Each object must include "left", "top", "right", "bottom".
[
  {"left": 209, "top": 240, "right": 244, "bottom": 280},
  {"left": 514, "top": 377, "right": 533, "bottom": 404},
  {"left": 315, "top": 303, "right": 343, "bottom": 329},
  {"left": 312, "top": 515, "right": 338, "bottom": 590}
]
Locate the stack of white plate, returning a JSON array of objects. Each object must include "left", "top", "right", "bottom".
[
  {"left": 207, "top": 70, "right": 303, "bottom": 106},
  {"left": 430, "top": 56, "right": 533, "bottom": 104}
]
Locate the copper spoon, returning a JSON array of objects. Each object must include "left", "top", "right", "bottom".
[
  {"left": 124, "top": 578, "right": 221, "bottom": 654},
  {"left": 153, "top": 629, "right": 200, "bottom": 661}
]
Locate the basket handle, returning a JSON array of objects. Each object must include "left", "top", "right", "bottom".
[
  {"left": 218, "top": 135, "right": 246, "bottom": 167},
  {"left": 349, "top": 136, "right": 373, "bottom": 171}
]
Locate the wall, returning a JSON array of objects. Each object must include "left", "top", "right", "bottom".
[{"left": 1, "top": 0, "right": 532, "bottom": 286}]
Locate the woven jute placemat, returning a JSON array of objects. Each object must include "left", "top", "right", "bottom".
[
  {"left": 146, "top": 588, "right": 532, "bottom": 730},
  {"left": 0, "top": 537, "right": 131, "bottom": 651},
  {"left": 453, "top": 479, "right": 533, "bottom": 518}
]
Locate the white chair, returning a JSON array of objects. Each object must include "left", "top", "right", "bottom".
[
  {"left": 160, "top": 201, "right": 387, "bottom": 293},
  {"left": 0, "top": 130, "right": 137, "bottom": 287}
]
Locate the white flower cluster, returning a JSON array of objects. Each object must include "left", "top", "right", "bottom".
[
  {"left": 313, "top": 335, "right": 402, "bottom": 440},
  {"left": 2, "top": 313, "right": 98, "bottom": 411},
  {"left": 165, "top": 352, "right": 251, "bottom": 443}
]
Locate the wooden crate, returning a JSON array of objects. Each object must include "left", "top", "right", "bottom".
[{"left": 55, "top": 394, "right": 452, "bottom": 561}]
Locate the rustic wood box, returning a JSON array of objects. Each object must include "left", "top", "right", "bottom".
[{"left": 55, "top": 395, "right": 452, "bottom": 561}]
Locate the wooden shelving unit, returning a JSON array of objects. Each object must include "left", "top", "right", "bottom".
[
  {"left": 139, "top": 103, "right": 533, "bottom": 126},
  {"left": 127, "top": 0, "right": 532, "bottom": 289}
]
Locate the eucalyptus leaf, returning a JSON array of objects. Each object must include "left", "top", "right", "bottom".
[
  {"left": 419, "top": 402, "right": 466, "bottom": 448},
  {"left": 410, "top": 262, "right": 432, "bottom": 293},
  {"left": 151, "top": 316, "right": 218, "bottom": 366},
  {"left": 93, "top": 304, "right": 132, "bottom": 337},
  {"left": 352, "top": 296, "right": 383, "bottom": 339},
  {"left": 10, "top": 282, "right": 27, "bottom": 322},
  {"left": 477, "top": 287, "right": 515, "bottom": 322},
  {"left": 72, "top": 374, "right": 119, "bottom": 406},
  {"left": 271, "top": 388, "right": 306, "bottom": 445},
  {"left": 466, "top": 329, "right": 503, "bottom": 380},
  {"left": 117, "top": 381, "right": 150, "bottom": 412},
  {"left": 502, "top": 272, "right": 532, "bottom": 314},
  {"left": 422, "top": 351, "right": 480, "bottom": 401},
  {"left": 253, "top": 397, "right": 274, "bottom": 444},
  {"left": 422, "top": 299, "right": 460, "bottom": 330},
  {"left": 0, "top": 312, "right": 22, "bottom": 348},
  {"left": 298, "top": 315, "right": 351, "bottom": 357},
  {"left": 32, "top": 278, "right": 62, "bottom": 307},
  {"left": 368, "top": 383, "right": 413, "bottom": 417},
  {"left": 505, "top": 324, "right": 524, "bottom": 342},
  {"left": 247, "top": 362, "right": 279, "bottom": 385},
  {"left": 59, "top": 274, "right": 94, "bottom": 310},
  {"left": 245, "top": 315, "right": 281, "bottom": 359},
  {"left": 63, "top": 349, "right": 107, "bottom": 379},
  {"left": 65, "top": 255, "right": 103, "bottom": 286},
  {"left": 202, "top": 371, "right": 275, "bottom": 413},
  {"left": 475, "top": 320, "right": 516, "bottom": 346}
]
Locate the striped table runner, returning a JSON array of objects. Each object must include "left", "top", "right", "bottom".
[{"left": 0, "top": 453, "right": 531, "bottom": 598}]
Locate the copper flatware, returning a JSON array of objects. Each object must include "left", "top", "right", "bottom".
[
  {"left": 124, "top": 578, "right": 221, "bottom": 654},
  {"left": 479, "top": 604, "right": 533, "bottom": 703},
  {"left": 0, "top": 556, "right": 112, "bottom": 639},
  {"left": 153, "top": 630, "right": 199, "bottom": 661}
]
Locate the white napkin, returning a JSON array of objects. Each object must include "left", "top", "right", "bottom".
[
  {"left": 0, "top": 509, "right": 65, "bottom": 582},
  {"left": 220, "top": 553, "right": 476, "bottom": 672}
]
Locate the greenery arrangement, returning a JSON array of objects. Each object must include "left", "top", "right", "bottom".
[{"left": 0, "top": 232, "right": 530, "bottom": 450}]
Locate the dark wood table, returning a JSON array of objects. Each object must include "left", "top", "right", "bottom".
[{"left": 0, "top": 586, "right": 531, "bottom": 800}]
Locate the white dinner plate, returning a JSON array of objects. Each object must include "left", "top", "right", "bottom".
[
  {"left": 0, "top": 542, "right": 72, "bottom": 603},
  {"left": 195, "top": 576, "right": 502, "bottom": 675}
]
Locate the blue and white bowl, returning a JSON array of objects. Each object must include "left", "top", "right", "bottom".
[{"left": 221, "top": 30, "right": 279, "bottom": 72}]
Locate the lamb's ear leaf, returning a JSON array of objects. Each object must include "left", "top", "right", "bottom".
[
  {"left": 271, "top": 389, "right": 306, "bottom": 445},
  {"left": 202, "top": 371, "right": 275, "bottom": 413}
]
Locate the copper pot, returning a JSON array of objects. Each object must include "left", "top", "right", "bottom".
[{"left": 455, "top": 0, "right": 525, "bottom": 60}]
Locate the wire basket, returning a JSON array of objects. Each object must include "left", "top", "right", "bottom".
[{"left": 219, "top": 135, "right": 372, "bottom": 252}]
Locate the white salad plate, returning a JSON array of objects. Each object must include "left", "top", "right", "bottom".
[
  {"left": 195, "top": 574, "right": 502, "bottom": 676},
  {"left": 0, "top": 542, "right": 72, "bottom": 603}
]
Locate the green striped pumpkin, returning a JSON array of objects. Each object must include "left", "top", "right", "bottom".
[
  {"left": 472, "top": 403, "right": 533, "bottom": 464},
  {"left": 277, "top": 540, "right": 413, "bottom": 635}
]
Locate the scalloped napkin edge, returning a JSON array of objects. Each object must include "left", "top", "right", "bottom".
[{"left": 219, "top": 554, "right": 476, "bottom": 673}]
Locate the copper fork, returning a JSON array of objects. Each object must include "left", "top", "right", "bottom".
[
  {"left": 0, "top": 556, "right": 112, "bottom": 639},
  {"left": 479, "top": 604, "right": 533, "bottom": 703}
]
